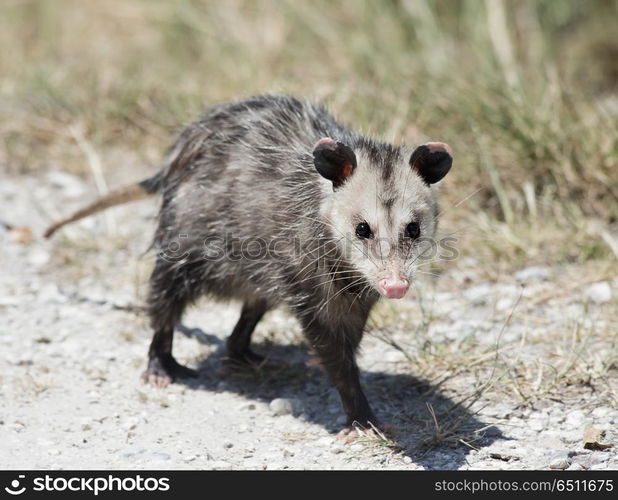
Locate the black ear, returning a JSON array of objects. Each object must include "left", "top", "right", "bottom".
[
  {"left": 313, "top": 138, "right": 357, "bottom": 189},
  {"left": 410, "top": 142, "right": 453, "bottom": 185}
]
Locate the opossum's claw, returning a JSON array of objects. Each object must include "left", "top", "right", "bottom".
[{"left": 336, "top": 421, "right": 392, "bottom": 443}]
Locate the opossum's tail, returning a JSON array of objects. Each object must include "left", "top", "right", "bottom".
[{"left": 43, "top": 172, "right": 162, "bottom": 239}]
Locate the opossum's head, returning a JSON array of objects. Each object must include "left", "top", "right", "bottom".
[{"left": 314, "top": 138, "right": 452, "bottom": 299}]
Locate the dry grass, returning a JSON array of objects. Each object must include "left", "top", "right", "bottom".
[
  {"left": 368, "top": 269, "right": 618, "bottom": 447},
  {"left": 1, "top": 3, "right": 616, "bottom": 199},
  {"left": 1, "top": 0, "right": 617, "bottom": 267}
]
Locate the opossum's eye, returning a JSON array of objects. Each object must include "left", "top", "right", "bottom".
[
  {"left": 410, "top": 142, "right": 453, "bottom": 185},
  {"left": 355, "top": 222, "right": 373, "bottom": 239},
  {"left": 406, "top": 221, "right": 421, "bottom": 239},
  {"left": 313, "top": 138, "right": 357, "bottom": 189}
]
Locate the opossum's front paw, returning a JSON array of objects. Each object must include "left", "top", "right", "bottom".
[
  {"left": 140, "top": 354, "right": 198, "bottom": 388},
  {"left": 337, "top": 420, "right": 391, "bottom": 443}
]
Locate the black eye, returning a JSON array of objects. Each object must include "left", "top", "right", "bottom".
[
  {"left": 406, "top": 221, "right": 420, "bottom": 239},
  {"left": 355, "top": 222, "right": 372, "bottom": 239}
]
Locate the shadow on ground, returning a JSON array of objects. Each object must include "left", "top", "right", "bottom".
[{"left": 175, "top": 324, "right": 503, "bottom": 469}]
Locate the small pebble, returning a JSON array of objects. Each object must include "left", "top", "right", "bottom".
[
  {"left": 331, "top": 443, "right": 345, "bottom": 454},
  {"left": 585, "top": 282, "right": 612, "bottom": 304},
  {"left": 269, "top": 398, "right": 293, "bottom": 416},
  {"left": 211, "top": 460, "right": 232, "bottom": 470},
  {"left": 316, "top": 437, "right": 332, "bottom": 447},
  {"left": 514, "top": 266, "right": 550, "bottom": 282},
  {"left": 591, "top": 406, "right": 612, "bottom": 419},
  {"left": 549, "top": 458, "right": 571, "bottom": 470},
  {"left": 28, "top": 249, "right": 51, "bottom": 267},
  {"left": 590, "top": 463, "right": 608, "bottom": 470},
  {"left": 301, "top": 446, "right": 323, "bottom": 458},
  {"left": 384, "top": 351, "right": 406, "bottom": 363},
  {"left": 46, "top": 171, "right": 86, "bottom": 197},
  {"left": 121, "top": 417, "right": 140, "bottom": 431},
  {"left": 566, "top": 463, "right": 585, "bottom": 471},
  {"left": 565, "top": 409, "right": 586, "bottom": 427}
]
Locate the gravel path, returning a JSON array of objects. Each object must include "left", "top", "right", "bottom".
[{"left": 1, "top": 172, "right": 616, "bottom": 470}]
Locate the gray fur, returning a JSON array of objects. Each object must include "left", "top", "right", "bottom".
[{"left": 124, "top": 95, "right": 450, "bottom": 428}]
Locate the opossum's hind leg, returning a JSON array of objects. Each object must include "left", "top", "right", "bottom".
[
  {"left": 141, "top": 258, "right": 200, "bottom": 387},
  {"left": 225, "top": 299, "right": 270, "bottom": 367}
]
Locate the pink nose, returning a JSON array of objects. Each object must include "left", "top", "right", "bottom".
[{"left": 378, "top": 277, "right": 410, "bottom": 299}]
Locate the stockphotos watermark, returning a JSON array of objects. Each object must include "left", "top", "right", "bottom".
[
  {"left": 3, "top": 474, "right": 170, "bottom": 496},
  {"left": 158, "top": 232, "right": 459, "bottom": 264}
]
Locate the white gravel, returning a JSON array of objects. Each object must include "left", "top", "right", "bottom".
[{"left": 0, "top": 173, "right": 616, "bottom": 470}]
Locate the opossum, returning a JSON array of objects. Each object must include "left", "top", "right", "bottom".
[{"left": 45, "top": 95, "right": 453, "bottom": 430}]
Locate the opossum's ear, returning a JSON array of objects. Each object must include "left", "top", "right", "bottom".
[
  {"left": 313, "top": 138, "right": 357, "bottom": 189},
  {"left": 410, "top": 142, "right": 453, "bottom": 185}
]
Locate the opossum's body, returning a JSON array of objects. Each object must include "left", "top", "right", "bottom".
[{"left": 46, "top": 95, "right": 453, "bottom": 429}]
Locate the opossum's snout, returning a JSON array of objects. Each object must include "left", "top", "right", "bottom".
[{"left": 377, "top": 274, "right": 409, "bottom": 299}]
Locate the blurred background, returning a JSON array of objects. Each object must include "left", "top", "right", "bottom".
[{"left": 1, "top": 0, "right": 617, "bottom": 270}]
